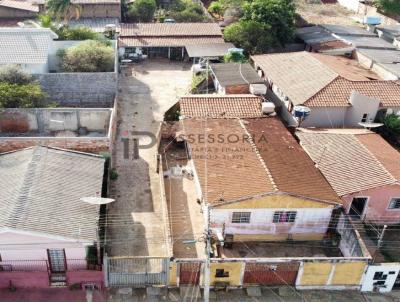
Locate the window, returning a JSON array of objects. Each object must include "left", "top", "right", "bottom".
[
  {"left": 273, "top": 211, "right": 297, "bottom": 223},
  {"left": 389, "top": 198, "right": 400, "bottom": 209},
  {"left": 215, "top": 269, "right": 229, "bottom": 278},
  {"left": 361, "top": 113, "right": 368, "bottom": 123},
  {"left": 232, "top": 212, "right": 251, "bottom": 223}
]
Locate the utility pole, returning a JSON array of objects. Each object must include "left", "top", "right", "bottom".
[{"left": 204, "top": 205, "right": 211, "bottom": 302}]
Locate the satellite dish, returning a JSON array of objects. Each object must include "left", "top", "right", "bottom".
[
  {"left": 80, "top": 197, "right": 115, "bottom": 205},
  {"left": 358, "top": 122, "right": 384, "bottom": 129}
]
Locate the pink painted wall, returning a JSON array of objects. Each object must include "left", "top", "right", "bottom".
[
  {"left": 342, "top": 183, "right": 400, "bottom": 224},
  {"left": 0, "top": 272, "right": 49, "bottom": 288},
  {"left": 0, "top": 231, "right": 88, "bottom": 261},
  {"left": 66, "top": 271, "right": 103, "bottom": 288}
]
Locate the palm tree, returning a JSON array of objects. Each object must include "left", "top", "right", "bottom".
[{"left": 46, "top": 0, "right": 82, "bottom": 22}]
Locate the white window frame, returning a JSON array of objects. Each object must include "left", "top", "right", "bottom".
[
  {"left": 231, "top": 212, "right": 251, "bottom": 224},
  {"left": 273, "top": 211, "right": 297, "bottom": 223},
  {"left": 388, "top": 197, "right": 400, "bottom": 210}
]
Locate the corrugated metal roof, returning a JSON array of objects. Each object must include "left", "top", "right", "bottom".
[
  {"left": 210, "top": 63, "right": 264, "bottom": 87},
  {"left": 322, "top": 24, "right": 376, "bottom": 37},
  {"left": 67, "top": 17, "right": 119, "bottom": 32},
  {"left": 0, "top": 146, "right": 104, "bottom": 242},
  {"left": 0, "top": 28, "right": 57, "bottom": 64},
  {"left": 297, "top": 131, "right": 396, "bottom": 196},
  {"left": 185, "top": 42, "right": 234, "bottom": 58},
  {"left": 339, "top": 35, "right": 397, "bottom": 50},
  {"left": 180, "top": 95, "right": 263, "bottom": 118}
]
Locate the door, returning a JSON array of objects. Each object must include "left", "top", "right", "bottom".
[
  {"left": 47, "top": 249, "right": 66, "bottom": 273},
  {"left": 349, "top": 197, "right": 368, "bottom": 219}
]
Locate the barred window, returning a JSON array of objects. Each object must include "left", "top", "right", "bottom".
[
  {"left": 389, "top": 198, "right": 400, "bottom": 209},
  {"left": 273, "top": 211, "right": 297, "bottom": 223},
  {"left": 232, "top": 212, "right": 251, "bottom": 223}
]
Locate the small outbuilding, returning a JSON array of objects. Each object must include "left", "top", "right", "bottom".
[{"left": 210, "top": 63, "right": 265, "bottom": 94}]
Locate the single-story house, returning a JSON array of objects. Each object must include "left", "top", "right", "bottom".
[
  {"left": 0, "top": 0, "right": 39, "bottom": 18},
  {"left": 181, "top": 115, "right": 341, "bottom": 242},
  {"left": 185, "top": 42, "right": 234, "bottom": 63},
  {"left": 0, "top": 27, "right": 57, "bottom": 73},
  {"left": 297, "top": 129, "right": 400, "bottom": 225},
  {"left": 252, "top": 51, "right": 400, "bottom": 128},
  {"left": 355, "top": 48, "right": 400, "bottom": 80},
  {"left": 179, "top": 94, "right": 264, "bottom": 119},
  {"left": 0, "top": 146, "right": 105, "bottom": 287},
  {"left": 210, "top": 63, "right": 266, "bottom": 94},
  {"left": 295, "top": 26, "right": 354, "bottom": 55},
  {"left": 118, "top": 23, "right": 225, "bottom": 60}
]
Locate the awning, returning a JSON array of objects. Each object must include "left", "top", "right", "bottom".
[{"left": 185, "top": 42, "right": 235, "bottom": 58}]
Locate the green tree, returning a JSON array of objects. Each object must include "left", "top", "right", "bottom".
[
  {"left": 374, "top": 0, "right": 400, "bottom": 15},
  {"left": 56, "top": 26, "right": 101, "bottom": 40},
  {"left": 128, "top": 0, "right": 156, "bottom": 22},
  {"left": 168, "top": 0, "right": 206, "bottom": 22},
  {"left": 208, "top": 1, "right": 223, "bottom": 17},
  {"left": 223, "top": 51, "right": 246, "bottom": 63},
  {"left": 46, "top": 0, "right": 82, "bottom": 22},
  {"left": 58, "top": 40, "right": 114, "bottom": 72},
  {"left": 224, "top": 20, "right": 274, "bottom": 54},
  {"left": 384, "top": 114, "right": 400, "bottom": 135},
  {"left": 242, "top": 0, "right": 296, "bottom": 46},
  {"left": 0, "top": 65, "right": 33, "bottom": 85},
  {"left": 0, "top": 83, "right": 47, "bottom": 108}
]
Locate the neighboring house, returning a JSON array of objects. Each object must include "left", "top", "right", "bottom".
[
  {"left": 252, "top": 51, "right": 400, "bottom": 128},
  {"left": 179, "top": 94, "right": 264, "bottom": 119},
  {"left": 0, "top": 146, "right": 105, "bottom": 288},
  {"left": 210, "top": 63, "right": 266, "bottom": 94},
  {"left": 181, "top": 114, "right": 341, "bottom": 242},
  {"left": 0, "top": 27, "right": 57, "bottom": 73},
  {"left": 118, "top": 23, "right": 225, "bottom": 60},
  {"left": 0, "top": 0, "right": 39, "bottom": 18},
  {"left": 355, "top": 48, "right": 400, "bottom": 80},
  {"left": 297, "top": 129, "right": 400, "bottom": 225}
]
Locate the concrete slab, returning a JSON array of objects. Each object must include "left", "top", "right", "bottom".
[
  {"left": 246, "top": 287, "right": 262, "bottom": 297},
  {"left": 146, "top": 286, "right": 168, "bottom": 296}
]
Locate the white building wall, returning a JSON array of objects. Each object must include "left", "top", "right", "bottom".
[
  {"left": 210, "top": 207, "right": 333, "bottom": 235},
  {"left": 361, "top": 264, "right": 400, "bottom": 293},
  {"left": 301, "top": 107, "right": 347, "bottom": 128},
  {"left": 337, "top": 0, "right": 360, "bottom": 12},
  {"left": 345, "top": 92, "right": 380, "bottom": 127}
]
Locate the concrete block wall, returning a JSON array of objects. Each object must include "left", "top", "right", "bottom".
[{"left": 35, "top": 72, "right": 117, "bottom": 107}]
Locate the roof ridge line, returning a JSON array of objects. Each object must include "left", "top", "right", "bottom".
[
  {"left": 353, "top": 134, "right": 398, "bottom": 183},
  {"left": 304, "top": 75, "right": 342, "bottom": 106},
  {"left": 238, "top": 119, "right": 278, "bottom": 192}
]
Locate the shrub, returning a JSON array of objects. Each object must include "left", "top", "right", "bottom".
[
  {"left": 223, "top": 51, "right": 246, "bottom": 63},
  {"left": 0, "top": 83, "right": 47, "bottom": 108},
  {"left": 384, "top": 114, "right": 400, "bottom": 135},
  {"left": 128, "top": 0, "right": 157, "bottom": 22},
  {"left": 0, "top": 65, "right": 33, "bottom": 85},
  {"left": 374, "top": 0, "right": 400, "bottom": 15},
  {"left": 56, "top": 26, "right": 102, "bottom": 41},
  {"left": 168, "top": 0, "right": 206, "bottom": 22},
  {"left": 58, "top": 40, "right": 114, "bottom": 72},
  {"left": 208, "top": 1, "right": 224, "bottom": 17}
]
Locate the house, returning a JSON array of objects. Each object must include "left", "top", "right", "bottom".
[
  {"left": 180, "top": 115, "right": 341, "bottom": 242},
  {"left": 252, "top": 51, "right": 400, "bottom": 128},
  {"left": 118, "top": 23, "right": 225, "bottom": 60},
  {"left": 0, "top": 146, "right": 105, "bottom": 288},
  {"left": 0, "top": 0, "right": 39, "bottom": 19},
  {"left": 0, "top": 27, "right": 57, "bottom": 73},
  {"left": 210, "top": 63, "right": 265, "bottom": 94},
  {"left": 297, "top": 128, "right": 400, "bottom": 225},
  {"left": 355, "top": 48, "right": 400, "bottom": 80}
]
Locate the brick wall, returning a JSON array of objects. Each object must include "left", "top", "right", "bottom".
[
  {"left": 225, "top": 84, "right": 250, "bottom": 94},
  {"left": 34, "top": 72, "right": 117, "bottom": 108},
  {"left": 0, "top": 138, "right": 110, "bottom": 154}
]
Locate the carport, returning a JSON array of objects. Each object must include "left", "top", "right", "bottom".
[{"left": 186, "top": 42, "right": 235, "bottom": 63}]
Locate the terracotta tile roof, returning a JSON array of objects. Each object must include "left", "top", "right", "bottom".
[
  {"left": 183, "top": 117, "right": 340, "bottom": 205},
  {"left": 305, "top": 77, "right": 400, "bottom": 107},
  {"left": 251, "top": 52, "right": 338, "bottom": 106},
  {"left": 120, "top": 23, "right": 222, "bottom": 37},
  {"left": 0, "top": 0, "right": 39, "bottom": 11},
  {"left": 245, "top": 118, "right": 341, "bottom": 203},
  {"left": 118, "top": 36, "right": 224, "bottom": 47},
  {"left": 356, "top": 133, "right": 400, "bottom": 180},
  {"left": 180, "top": 95, "right": 263, "bottom": 119},
  {"left": 297, "top": 131, "right": 396, "bottom": 196},
  {"left": 183, "top": 118, "right": 275, "bottom": 205}
]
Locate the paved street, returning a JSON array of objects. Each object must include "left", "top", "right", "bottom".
[{"left": 106, "top": 60, "right": 192, "bottom": 257}]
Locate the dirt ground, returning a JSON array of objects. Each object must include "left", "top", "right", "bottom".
[
  {"left": 295, "top": 0, "right": 360, "bottom": 26},
  {"left": 106, "top": 59, "right": 192, "bottom": 257}
]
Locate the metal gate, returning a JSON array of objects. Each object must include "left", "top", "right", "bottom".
[
  {"left": 243, "top": 262, "right": 299, "bottom": 286},
  {"left": 105, "top": 256, "right": 169, "bottom": 287},
  {"left": 179, "top": 262, "right": 202, "bottom": 285}
]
